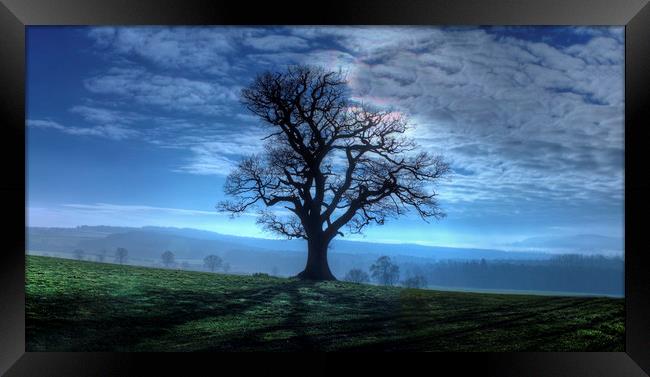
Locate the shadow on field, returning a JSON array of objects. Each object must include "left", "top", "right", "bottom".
[
  {"left": 27, "top": 275, "right": 624, "bottom": 352},
  {"left": 194, "top": 281, "right": 402, "bottom": 351},
  {"left": 28, "top": 280, "right": 399, "bottom": 351}
]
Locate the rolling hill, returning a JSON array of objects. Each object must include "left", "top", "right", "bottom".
[
  {"left": 28, "top": 225, "right": 553, "bottom": 260},
  {"left": 26, "top": 255, "right": 624, "bottom": 352}
]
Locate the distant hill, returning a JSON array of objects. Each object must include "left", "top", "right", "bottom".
[
  {"left": 28, "top": 225, "right": 551, "bottom": 258},
  {"left": 509, "top": 234, "right": 623, "bottom": 255},
  {"left": 27, "top": 225, "right": 556, "bottom": 276}
]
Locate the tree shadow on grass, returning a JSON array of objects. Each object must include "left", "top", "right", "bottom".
[
  {"left": 194, "top": 281, "right": 317, "bottom": 351},
  {"left": 29, "top": 279, "right": 403, "bottom": 351},
  {"left": 328, "top": 296, "right": 610, "bottom": 351},
  {"left": 193, "top": 281, "right": 400, "bottom": 351},
  {"left": 26, "top": 280, "right": 624, "bottom": 352},
  {"left": 27, "top": 280, "right": 298, "bottom": 351}
]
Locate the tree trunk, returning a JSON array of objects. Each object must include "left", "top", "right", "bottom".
[{"left": 295, "top": 236, "right": 336, "bottom": 281}]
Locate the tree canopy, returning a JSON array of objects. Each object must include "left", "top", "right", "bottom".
[{"left": 219, "top": 65, "right": 449, "bottom": 280}]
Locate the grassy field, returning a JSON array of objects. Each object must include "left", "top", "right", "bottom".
[{"left": 26, "top": 255, "right": 624, "bottom": 351}]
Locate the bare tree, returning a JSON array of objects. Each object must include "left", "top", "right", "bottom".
[
  {"left": 73, "top": 249, "right": 85, "bottom": 261},
  {"left": 97, "top": 249, "right": 107, "bottom": 263},
  {"left": 115, "top": 247, "right": 128, "bottom": 265},
  {"left": 344, "top": 268, "right": 370, "bottom": 284},
  {"left": 222, "top": 262, "right": 231, "bottom": 273},
  {"left": 402, "top": 275, "right": 427, "bottom": 289},
  {"left": 203, "top": 254, "right": 223, "bottom": 272},
  {"left": 219, "top": 65, "right": 449, "bottom": 280},
  {"left": 161, "top": 250, "right": 175, "bottom": 268},
  {"left": 370, "top": 256, "right": 400, "bottom": 286}
]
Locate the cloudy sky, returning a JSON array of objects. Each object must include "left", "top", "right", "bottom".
[{"left": 26, "top": 26, "right": 624, "bottom": 252}]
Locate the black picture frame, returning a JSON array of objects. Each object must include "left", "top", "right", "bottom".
[{"left": 1, "top": 0, "right": 648, "bottom": 375}]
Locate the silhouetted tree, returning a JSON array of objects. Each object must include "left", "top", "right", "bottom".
[
  {"left": 203, "top": 254, "right": 223, "bottom": 272},
  {"left": 222, "top": 263, "right": 231, "bottom": 273},
  {"left": 219, "top": 65, "right": 449, "bottom": 280},
  {"left": 115, "top": 247, "right": 128, "bottom": 265},
  {"left": 344, "top": 268, "right": 370, "bottom": 283},
  {"left": 73, "top": 249, "right": 85, "bottom": 260},
  {"left": 271, "top": 266, "right": 279, "bottom": 276},
  {"left": 370, "top": 256, "right": 400, "bottom": 286},
  {"left": 402, "top": 275, "right": 427, "bottom": 288},
  {"left": 161, "top": 250, "right": 175, "bottom": 268},
  {"left": 97, "top": 249, "right": 106, "bottom": 263}
]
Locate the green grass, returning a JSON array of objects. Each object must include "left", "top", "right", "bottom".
[{"left": 26, "top": 255, "right": 624, "bottom": 351}]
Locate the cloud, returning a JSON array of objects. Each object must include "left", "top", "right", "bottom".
[
  {"left": 63, "top": 203, "right": 222, "bottom": 216},
  {"left": 27, "top": 119, "right": 139, "bottom": 140},
  {"left": 84, "top": 68, "right": 240, "bottom": 115},
  {"left": 69, "top": 105, "right": 143, "bottom": 124},
  {"left": 165, "top": 126, "right": 269, "bottom": 175},
  {"left": 243, "top": 34, "right": 310, "bottom": 51},
  {"left": 34, "top": 26, "right": 625, "bottom": 216},
  {"left": 31, "top": 107, "right": 269, "bottom": 177},
  {"left": 291, "top": 26, "right": 624, "bottom": 215},
  {"left": 27, "top": 119, "right": 65, "bottom": 130},
  {"left": 87, "top": 27, "right": 316, "bottom": 72},
  {"left": 88, "top": 26, "right": 237, "bottom": 76}
]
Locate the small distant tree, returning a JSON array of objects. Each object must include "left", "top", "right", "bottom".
[
  {"left": 271, "top": 266, "right": 279, "bottom": 276},
  {"left": 402, "top": 275, "right": 427, "bottom": 289},
  {"left": 97, "top": 249, "right": 106, "bottom": 263},
  {"left": 73, "top": 249, "right": 85, "bottom": 260},
  {"left": 115, "top": 247, "right": 128, "bottom": 265},
  {"left": 222, "top": 263, "right": 231, "bottom": 273},
  {"left": 344, "top": 268, "right": 370, "bottom": 283},
  {"left": 161, "top": 250, "right": 175, "bottom": 268},
  {"left": 370, "top": 256, "right": 400, "bottom": 286},
  {"left": 203, "top": 254, "right": 223, "bottom": 272}
]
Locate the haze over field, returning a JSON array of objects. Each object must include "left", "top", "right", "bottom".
[
  {"left": 27, "top": 26, "right": 624, "bottom": 253},
  {"left": 27, "top": 225, "right": 624, "bottom": 296},
  {"left": 27, "top": 225, "right": 622, "bottom": 261}
]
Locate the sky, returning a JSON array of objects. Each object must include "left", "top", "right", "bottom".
[{"left": 26, "top": 26, "right": 625, "bottom": 252}]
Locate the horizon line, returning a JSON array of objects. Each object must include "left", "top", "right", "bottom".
[{"left": 26, "top": 223, "right": 624, "bottom": 256}]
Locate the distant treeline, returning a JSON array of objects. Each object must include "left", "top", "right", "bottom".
[{"left": 403, "top": 254, "right": 624, "bottom": 295}]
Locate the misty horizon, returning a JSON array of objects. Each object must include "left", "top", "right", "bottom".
[
  {"left": 26, "top": 223, "right": 624, "bottom": 257},
  {"left": 26, "top": 224, "right": 624, "bottom": 297}
]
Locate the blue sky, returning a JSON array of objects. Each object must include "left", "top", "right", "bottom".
[{"left": 26, "top": 26, "right": 625, "bottom": 253}]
